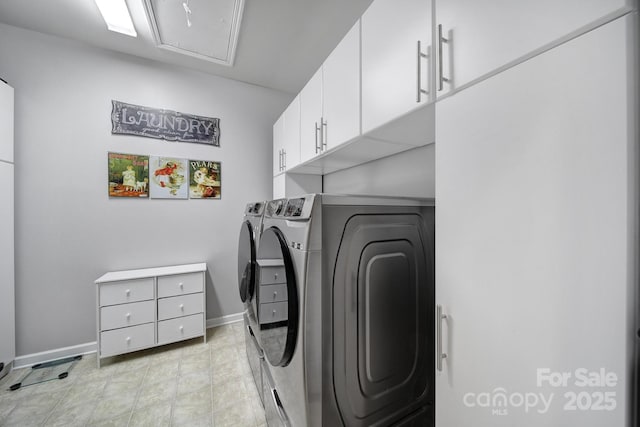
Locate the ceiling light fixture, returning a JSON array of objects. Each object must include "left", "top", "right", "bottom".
[{"left": 94, "top": 0, "right": 137, "bottom": 37}]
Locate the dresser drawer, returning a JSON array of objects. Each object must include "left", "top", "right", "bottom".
[
  {"left": 99, "top": 278, "right": 154, "bottom": 306},
  {"left": 157, "top": 272, "right": 203, "bottom": 298},
  {"left": 100, "top": 300, "right": 155, "bottom": 331},
  {"left": 259, "top": 284, "right": 288, "bottom": 303},
  {"left": 100, "top": 323, "right": 154, "bottom": 357},
  {"left": 258, "top": 261, "right": 285, "bottom": 285},
  {"left": 158, "top": 293, "right": 203, "bottom": 321},
  {"left": 157, "top": 313, "right": 204, "bottom": 344},
  {"left": 259, "top": 301, "right": 288, "bottom": 324}
]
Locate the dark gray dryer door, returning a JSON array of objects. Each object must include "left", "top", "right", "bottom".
[
  {"left": 257, "top": 227, "right": 298, "bottom": 368},
  {"left": 330, "top": 212, "right": 434, "bottom": 426}
]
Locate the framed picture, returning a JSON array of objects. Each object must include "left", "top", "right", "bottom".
[
  {"left": 149, "top": 156, "right": 189, "bottom": 199},
  {"left": 108, "top": 152, "right": 149, "bottom": 198},
  {"left": 189, "top": 160, "right": 221, "bottom": 199}
]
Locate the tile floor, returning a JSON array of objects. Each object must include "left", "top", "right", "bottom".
[{"left": 0, "top": 322, "right": 266, "bottom": 427}]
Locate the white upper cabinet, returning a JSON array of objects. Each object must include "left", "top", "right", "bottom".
[
  {"left": 361, "top": 0, "right": 432, "bottom": 134},
  {"left": 0, "top": 83, "right": 13, "bottom": 163},
  {"left": 299, "top": 68, "right": 323, "bottom": 164},
  {"left": 273, "top": 96, "right": 301, "bottom": 176},
  {"left": 282, "top": 95, "right": 301, "bottom": 172},
  {"left": 436, "top": 0, "right": 629, "bottom": 97},
  {"left": 273, "top": 114, "right": 285, "bottom": 176},
  {"left": 322, "top": 20, "right": 360, "bottom": 152}
]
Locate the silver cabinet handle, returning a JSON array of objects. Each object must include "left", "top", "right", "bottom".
[
  {"left": 416, "top": 40, "right": 428, "bottom": 102},
  {"left": 437, "top": 304, "right": 448, "bottom": 371},
  {"left": 315, "top": 122, "right": 320, "bottom": 154},
  {"left": 438, "top": 24, "right": 450, "bottom": 91},
  {"left": 282, "top": 149, "right": 286, "bottom": 169},
  {"left": 321, "top": 117, "right": 327, "bottom": 151},
  {"left": 278, "top": 149, "right": 282, "bottom": 171}
]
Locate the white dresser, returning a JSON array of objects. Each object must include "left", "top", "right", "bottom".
[{"left": 94, "top": 263, "right": 207, "bottom": 367}]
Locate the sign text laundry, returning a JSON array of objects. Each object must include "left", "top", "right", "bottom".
[{"left": 111, "top": 100, "right": 220, "bottom": 146}]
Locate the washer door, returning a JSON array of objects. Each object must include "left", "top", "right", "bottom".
[
  {"left": 256, "top": 227, "right": 298, "bottom": 367},
  {"left": 238, "top": 220, "right": 257, "bottom": 303}
]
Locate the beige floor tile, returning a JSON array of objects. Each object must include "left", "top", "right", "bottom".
[
  {"left": 173, "top": 385, "right": 212, "bottom": 422},
  {"left": 143, "top": 358, "right": 181, "bottom": 385},
  {"left": 213, "top": 398, "right": 258, "bottom": 427},
  {"left": 208, "top": 333, "right": 237, "bottom": 351},
  {"left": 177, "top": 370, "right": 211, "bottom": 396},
  {"left": 90, "top": 411, "right": 132, "bottom": 427},
  {"left": 128, "top": 401, "right": 172, "bottom": 427},
  {"left": 43, "top": 400, "right": 96, "bottom": 427},
  {"left": 135, "top": 378, "right": 177, "bottom": 410},
  {"left": 211, "top": 360, "right": 244, "bottom": 386},
  {"left": 103, "top": 370, "right": 146, "bottom": 397},
  {"left": 172, "top": 412, "right": 213, "bottom": 427},
  {"left": 212, "top": 376, "right": 248, "bottom": 412},
  {"left": 210, "top": 344, "right": 241, "bottom": 367},
  {"left": 179, "top": 354, "right": 211, "bottom": 376},
  {"left": 89, "top": 391, "right": 136, "bottom": 423},
  {"left": 58, "top": 378, "right": 107, "bottom": 407},
  {"left": 0, "top": 325, "right": 268, "bottom": 427}
]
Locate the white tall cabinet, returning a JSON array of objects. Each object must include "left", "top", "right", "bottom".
[
  {"left": 436, "top": 0, "right": 630, "bottom": 96},
  {"left": 435, "top": 14, "right": 636, "bottom": 427},
  {"left": 0, "top": 81, "right": 15, "bottom": 379}
]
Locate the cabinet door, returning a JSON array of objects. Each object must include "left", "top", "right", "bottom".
[
  {"left": 299, "top": 68, "right": 323, "bottom": 163},
  {"left": 282, "top": 95, "right": 301, "bottom": 171},
  {"left": 436, "top": 0, "right": 629, "bottom": 96},
  {"left": 273, "top": 114, "right": 284, "bottom": 176},
  {"left": 0, "top": 162, "right": 14, "bottom": 368},
  {"left": 435, "top": 16, "right": 633, "bottom": 427},
  {"left": 0, "top": 83, "right": 13, "bottom": 163},
  {"left": 361, "top": 0, "right": 432, "bottom": 134},
  {"left": 323, "top": 20, "right": 360, "bottom": 151}
]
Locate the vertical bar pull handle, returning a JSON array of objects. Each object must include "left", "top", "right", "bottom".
[
  {"left": 416, "top": 40, "right": 428, "bottom": 102},
  {"left": 282, "top": 149, "right": 286, "bottom": 169},
  {"left": 315, "top": 122, "right": 321, "bottom": 154},
  {"left": 321, "top": 117, "right": 327, "bottom": 151},
  {"left": 437, "top": 304, "right": 448, "bottom": 371},
  {"left": 438, "top": 24, "right": 450, "bottom": 91}
]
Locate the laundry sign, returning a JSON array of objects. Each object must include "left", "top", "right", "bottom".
[{"left": 111, "top": 100, "right": 220, "bottom": 146}]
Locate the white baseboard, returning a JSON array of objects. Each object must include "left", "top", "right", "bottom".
[
  {"left": 14, "top": 342, "right": 97, "bottom": 370},
  {"left": 14, "top": 312, "right": 244, "bottom": 369},
  {"left": 206, "top": 312, "right": 243, "bottom": 329}
]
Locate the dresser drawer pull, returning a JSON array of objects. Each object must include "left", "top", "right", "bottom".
[
  {"left": 126, "top": 313, "right": 131, "bottom": 319},
  {"left": 126, "top": 337, "right": 131, "bottom": 343},
  {"left": 125, "top": 289, "right": 131, "bottom": 296},
  {"left": 179, "top": 304, "right": 184, "bottom": 310},
  {"left": 179, "top": 326, "right": 184, "bottom": 332},
  {"left": 179, "top": 282, "right": 184, "bottom": 290}
]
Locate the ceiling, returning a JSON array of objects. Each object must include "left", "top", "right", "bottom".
[{"left": 0, "top": 0, "right": 373, "bottom": 95}]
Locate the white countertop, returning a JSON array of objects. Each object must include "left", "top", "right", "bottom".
[{"left": 95, "top": 263, "right": 207, "bottom": 283}]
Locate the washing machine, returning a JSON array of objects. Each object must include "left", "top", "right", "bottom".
[
  {"left": 256, "top": 194, "right": 435, "bottom": 427},
  {"left": 237, "top": 201, "right": 266, "bottom": 404}
]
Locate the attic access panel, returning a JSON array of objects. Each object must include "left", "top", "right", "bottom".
[{"left": 143, "top": 0, "right": 245, "bottom": 66}]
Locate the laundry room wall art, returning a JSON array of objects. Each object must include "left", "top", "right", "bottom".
[
  {"left": 111, "top": 100, "right": 221, "bottom": 146},
  {"left": 149, "top": 156, "right": 189, "bottom": 199},
  {"left": 189, "top": 160, "right": 221, "bottom": 199},
  {"left": 107, "top": 152, "right": 149, "bottom": 198}
]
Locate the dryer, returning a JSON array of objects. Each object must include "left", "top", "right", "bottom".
[
  {"left": 257, "top": 194, "right": 435, "bottom": 427},
  {"left": 237, "top": 201, "right": 266, "bottom": 404}
]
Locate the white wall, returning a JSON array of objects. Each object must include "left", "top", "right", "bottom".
[
  {"left": 0, "top": 24, "right": 290, "bottom": 356},
  {"left": 323, "top": 144, "right": 435, "bottom": 198}
]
